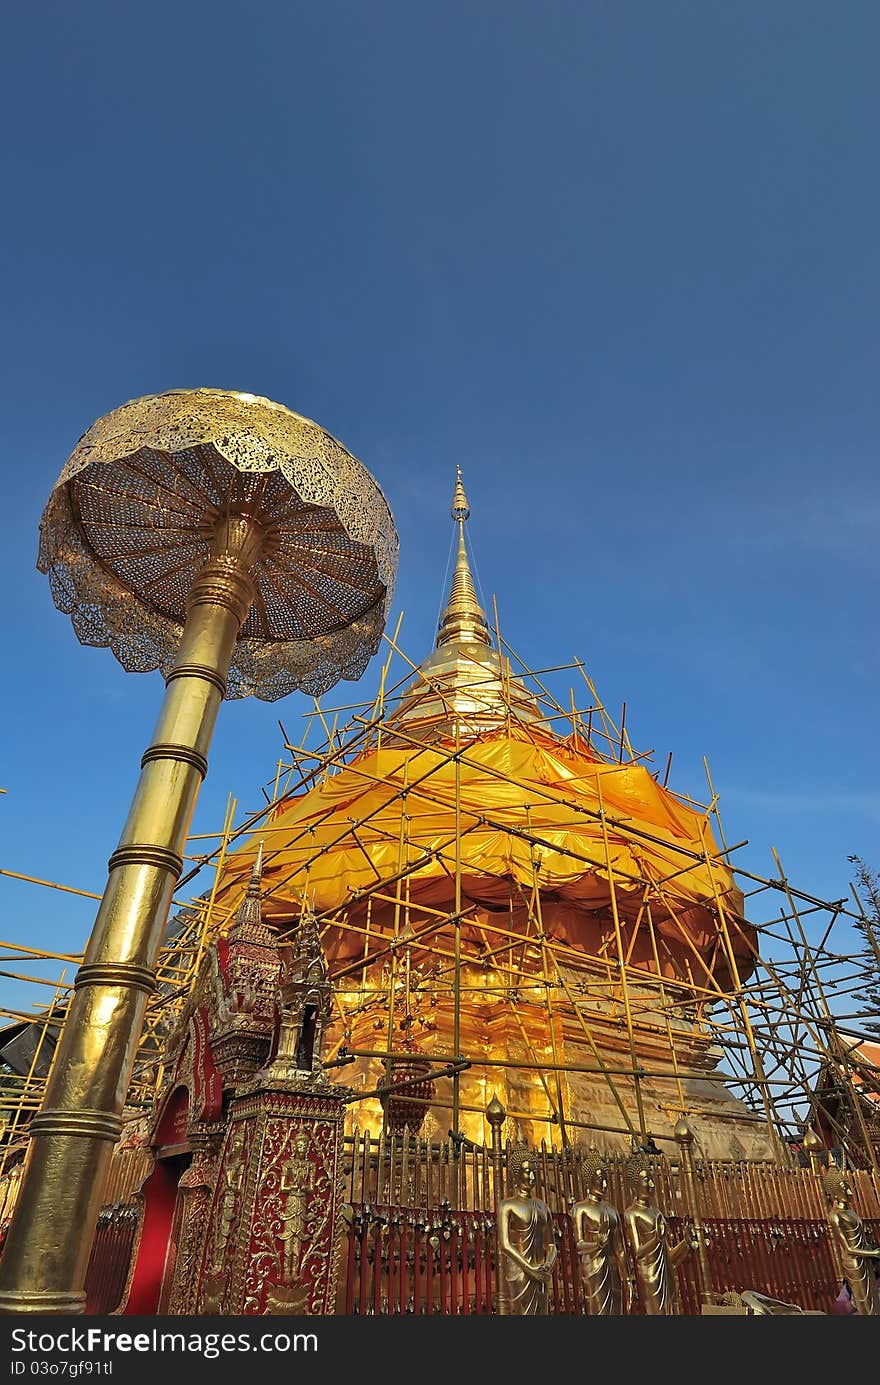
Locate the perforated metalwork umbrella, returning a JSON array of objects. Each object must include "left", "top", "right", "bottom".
[{"left": 37, "top": 388, "right": 398, "bottom": 697}]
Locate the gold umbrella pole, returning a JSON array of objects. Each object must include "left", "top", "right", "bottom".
[{"left": 0, "top": 515, "right": 263, "bottom": 1313}]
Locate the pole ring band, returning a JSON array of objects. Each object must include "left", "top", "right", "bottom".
[
  {"left": 140, "top": 743, "right": 209, "bottom": 778},
  {"left": 187, "top": 589, "right": 250, "bottom": 622},
  {"left": 75, "top": 962, "right": 157, "bottom": 994},
  {"left": 30, "top": 1109, "right": 123, "bottom": 1142},
  {"left": 0, "top": 1291, "right": 86, "bottom": 1313},
  {"left": 165, "top": 663, "right": 228, "bottom": 696},
  {"left": 108, "top": 845, "right": 184, "bottom": 877}
]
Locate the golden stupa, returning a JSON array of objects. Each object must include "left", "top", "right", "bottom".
[{"left": 214, "top": 469, "right": 768, "bottom": 1159}]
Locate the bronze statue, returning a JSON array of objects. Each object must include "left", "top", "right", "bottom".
[
  {"left": 571, "top": 1147, "right": 630, "bottom": 1315},
  {"left": 824, "top": 1164, "right": 880, "bottom": 1315},
  {"left": 622, "top": 1150, "right": 697, "bottom": 1315},
  {"left": 498, "top": 1144, "right": 558, "bottom": 1314}
]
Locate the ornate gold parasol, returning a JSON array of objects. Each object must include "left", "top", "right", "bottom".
[
  {"left": 0, "top": 390, "right": 397, "bottom": 1314},
  {"left": 37, "top": 388, "right": 398, "bottom": 698}
]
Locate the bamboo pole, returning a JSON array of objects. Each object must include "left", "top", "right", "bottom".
[
  {"left": 595, "top": 777, "right": 647, "bottom": 1141},
  {"left": 697, "top": 818, "right": 784, "bottom": 1161},
  {"left": 526, "top": 825, "right": 569, "bottom": 1148},
  {"left": 772, "top": 847, "right": 879, "bottom": 1178},
  {"left": 0, "top": 976, "right": 66, "bottom": 1184}
]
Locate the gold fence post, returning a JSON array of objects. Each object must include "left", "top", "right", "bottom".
[
  {"left": 486, "top": 1094, "right": 508, "bottom": 1315},
  {"left": 803, "top": 1126, "right": 825, "bottom": 1179},
  {"left": 674, "top": 1117, "right": 713, "bottom": 1308}
]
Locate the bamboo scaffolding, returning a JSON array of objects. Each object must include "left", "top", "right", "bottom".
[{"left": 2, "top": 619, "right": 876, "bottom": 1195}]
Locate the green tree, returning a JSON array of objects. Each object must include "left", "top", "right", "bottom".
[{"left": 847, "top": 855, "right": 880, "bottom": 1040}]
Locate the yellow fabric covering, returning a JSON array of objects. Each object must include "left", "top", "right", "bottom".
[{"left": 219, "top": 726, "right": 746, "bottom": 973}]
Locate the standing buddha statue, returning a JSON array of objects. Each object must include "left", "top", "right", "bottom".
[
  {"left": 497, "top": 1144, "right": 558, "bottom": 1314},
  {"left": 622, "top": 1150, "right": 697, "bottom": 1315},
  {"left": 824, "top": 1163, "right": 880, "bottom": 1316},
  {"left": 571, "top": 1146, "right": 630, "bottom": 1315}
]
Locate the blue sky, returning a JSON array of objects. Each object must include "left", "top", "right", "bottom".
[{"left": 0, "top": 2, "right": 877, "bottom": 1014}]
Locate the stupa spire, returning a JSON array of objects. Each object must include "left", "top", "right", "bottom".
[{"left": 436, "top": 467, "right": 491, "bottom": 649}]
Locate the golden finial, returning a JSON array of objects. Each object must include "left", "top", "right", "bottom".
[
  {"left": 232, "top": 838, "right": 271, "bottom": 936},
  {"left": 246, "top": 839, "right": 264, "bottom": 897},
  {"left": 451, "top": 465, "right": 470, "bottom": 521},
  {"left": 674, "top": 1116, "right": 695, "bottom": 1145},
  {"left": 436, "top": 468, "right": 490, "bottom": 649},
  {"left": 485, "top": 1093, "right": 507, "bottom": 1127}
]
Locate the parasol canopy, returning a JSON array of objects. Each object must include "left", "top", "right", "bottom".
[{"left": 37, "top": 388, "right": 399, "bottom": 699}]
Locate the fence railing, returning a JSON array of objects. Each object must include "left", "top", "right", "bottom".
[
  {"left": 3, "top": 1129, "right": 879, "bottom": 1315},
  {"left": 341, "top": 1128, "right": 880, "bottom": 1221}
]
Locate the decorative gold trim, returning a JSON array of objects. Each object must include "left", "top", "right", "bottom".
[
  {"left": 75, "top": 963, "right": 156, "bottom": 995},
  {"left": 29, "top": 1110, "right": 123, "bottom": 1142},
  {"left": 166, "top": 664, "right": 228, "bottom": 695},
  {"left": 141, "top": 745, "right": 209, "bottom": 778},
  {"left": 0, "top": 1291, "right": 84, "bottom": 1314},
  {"left": 107, "top": 845, "right": 184, "bottom": 877}
]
